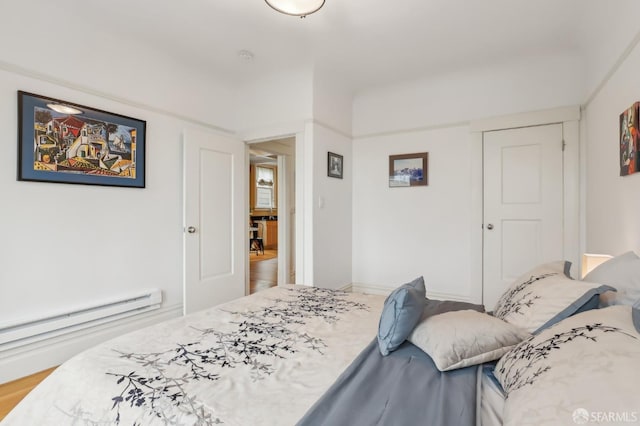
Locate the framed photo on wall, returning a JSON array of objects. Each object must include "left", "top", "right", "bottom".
[
  {"left": 17, "top": 91, "right": 146, "bottom": 188},
  {"left": 328, "top": 151, "right": 343, "bottom": 179},
  {"left": 389, "top": 152, "right": 428, "bottom": 187}
]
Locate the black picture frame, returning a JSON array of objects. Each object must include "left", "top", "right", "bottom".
[
  {"left": 388, "top": 152, "right": 428, "bottom": 187},
  {"left": 17, "top": 91, "right": 146, "bottom": 188},
  {"left": 328, "top": 152, "right": 343, "bottom": 179}
]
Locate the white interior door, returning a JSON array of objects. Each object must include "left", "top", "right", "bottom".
[
  {"left": 483, "top": 124, "right": 564, "bottom": 308},
  {"left": 184, "top": 128, "right": 245, "bottom": 315}
]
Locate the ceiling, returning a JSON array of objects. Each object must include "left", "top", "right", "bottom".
[
  {"left": 25, "top": 0, "right": 640, "bottom": 94},
  {"left": 250, "top": 137, "right": 295, "bottom": 163}
]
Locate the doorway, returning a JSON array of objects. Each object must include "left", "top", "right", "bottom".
[{"left": 247, "top": 137, "right": 295, "bottom": 294}]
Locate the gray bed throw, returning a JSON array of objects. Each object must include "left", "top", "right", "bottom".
[{"left": 297, "top": 299, "right": 484, "bottom": 426}]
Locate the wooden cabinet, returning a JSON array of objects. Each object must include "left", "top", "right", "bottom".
[{"left": 264, "top": 220, "right": 278, "bottom": 249}]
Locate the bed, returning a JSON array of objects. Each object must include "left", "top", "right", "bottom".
[
  {"left": 3, "top": 286, "right": 385, "bottom": 425},
  {"left": 479, "top": 255, "right": 640, "bottom": 426},
  {"left": 4, "top": 252, "right": 640, "bottom": 426}
]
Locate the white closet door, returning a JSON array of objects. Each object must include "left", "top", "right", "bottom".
[{"left": 483, "top": 124, "right": 564, "bottom": 308}]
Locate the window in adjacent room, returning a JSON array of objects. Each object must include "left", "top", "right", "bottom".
[{"left": 255, "top": 166, "right": 275, "bottom": 209}]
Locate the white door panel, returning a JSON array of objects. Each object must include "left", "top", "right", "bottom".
[
  {"left": 483, "top": 124, "right": 563, "bottom": 308},
  {"left": 184, "top": 128, "right": 245, "bottom": 315},
  {"left": 501, "top": 220, "right": 541, "bottom": 282},
  {"left": 200, "top": 149, "right": 233, "bottom": 278},
  {"left": 501, "top": 144, "right": 541, "bottom": 204}
]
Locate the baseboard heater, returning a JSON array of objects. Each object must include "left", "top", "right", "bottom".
[{"left": 0, "top": 289, "right": 162, "bottom": 349}]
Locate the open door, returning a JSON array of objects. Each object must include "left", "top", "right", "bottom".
[{"left": 183, "top": 127, "right": 245, "bottom": 315}]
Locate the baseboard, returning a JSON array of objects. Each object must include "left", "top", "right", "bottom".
[
  {"left": 338, "top": 283, "right": 353, "bottom": 292},
  {"left": 0, "top": 304, "right": 182, "bottom": 384},
  {"left": 351, "top": 283, "right": 391, "bottom": 296},
  {"left": 351, "top": 283, "right": 472, "bottom": 302}
]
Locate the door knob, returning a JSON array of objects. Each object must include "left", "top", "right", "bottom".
[
  {"left": 186, "top": 226, "right": 197, "bottom": 234},
  {"left": 486, "top": 224, "right": 494, "bottom": 230}
]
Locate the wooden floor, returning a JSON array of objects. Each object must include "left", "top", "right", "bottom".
[
  {"left": 0, "top": 367, "right": 56, "bottom": 421},
  {"left": 250, "top": 249, "right": 278, "bottom": 294},
  {"left": 0, "top": 252, "right": 278, "bottom": 419}
]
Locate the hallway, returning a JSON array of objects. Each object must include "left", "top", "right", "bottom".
[{"left": 249, "top": 249, "right": 278, "bottom": 294}]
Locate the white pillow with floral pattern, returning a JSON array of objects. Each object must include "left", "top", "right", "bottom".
[
  {"left": 495, "top": 305, "right": 640, "bottom": 426},
  {"left": 493, "top": 261, "right": 614, "bottom": 333}
]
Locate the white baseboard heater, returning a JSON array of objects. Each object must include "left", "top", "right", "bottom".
[{"left": 0, "top": 289, "right": 162, "bottom": 350}]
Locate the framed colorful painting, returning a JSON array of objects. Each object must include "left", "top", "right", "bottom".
[
  {"left": 620, "top": 102, "right": 639, "bottom": 177},
  {"left": 17, "top": 91, "right": 146, "bottom": 188}
]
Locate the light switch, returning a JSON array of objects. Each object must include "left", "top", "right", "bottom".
[{"left": 318, "top": 196, "right": 325, "bottom": 209}]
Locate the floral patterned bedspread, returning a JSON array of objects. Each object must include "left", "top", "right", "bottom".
[{"left": 3, "top": 286, "right": 384, "bottom": 426}]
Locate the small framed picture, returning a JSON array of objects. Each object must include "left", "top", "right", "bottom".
[
  {"left": 389, "top": 152, "right": 428, "bottom": 187},
  {"left": 328, "top": 152, "right": 343, "bottom": 179}
]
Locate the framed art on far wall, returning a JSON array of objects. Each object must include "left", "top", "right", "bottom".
[
  {"left": 389, "top": 152, "right": 428, "bottom": 187},
  {"left": 328, "top": 151, "right": 343, "bottom": 179},
  {"left": 620, "top": 102, "right": 639, "bottom": 176},
  {"left": 17, "top": 91, "right": 146, "bottom": 188}
]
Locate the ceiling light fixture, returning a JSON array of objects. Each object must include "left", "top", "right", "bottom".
[
  {"left": 265, "top": 0, "right": 325, "bottom": 18},
  {"left": 47, "top": 103, "right": 83, "bottom": 115}
]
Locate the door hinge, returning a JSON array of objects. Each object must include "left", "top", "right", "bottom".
[{"left": 562, "top": 140, "right": 566, "bottom": 151}]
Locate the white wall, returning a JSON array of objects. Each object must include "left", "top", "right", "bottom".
[
  {"left": 237, "top": 67, "right": 355, "bottom": 290},
  {"left": 236, "top": 67, "right": 313, "bottom": 140},
  {"left": 236, "top": 67, "right": 338, "bottom": 289},
  {"left": 0, "top": 3, "right": 237, "bottom": 131},
  {"left": 312, "top": 124, "right": 353, "bottom": 289},
  {"left": 352, "top": 126, "right": 473, "bottom": 299},
  {"left": 235, "top": 67, "right": 315, "bottom": 287},
  {"left": 0, "top": 70, "right": 188, "bottom": 316},
  {"left": 352, "top": 54, "right": 587, "bottom": 300},
  {"left": 584, "top": 38, "right": 640, "bottom": 255},
  {"left": 0, "top": 14, "right": 240, "bottom": 381},
  {"left": 308, "top": 70, "right": 354, "bottom": 289},
  {"left": 312, "top": 69, "right": 353, "bottom": 137}
]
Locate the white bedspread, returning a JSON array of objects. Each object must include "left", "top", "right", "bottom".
[{"left": 3, "top": 286, "right": 384, "bottom": 425}]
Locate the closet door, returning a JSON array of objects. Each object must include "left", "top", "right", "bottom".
[{"left": 483, "top": 124, "right": 564, "bottom": 308}]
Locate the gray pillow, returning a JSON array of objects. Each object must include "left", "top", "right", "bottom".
[
  {"left": 377, "top": 276, "right": 426, "bottom": 356},
  {"left": 583, "top": 251, "right": 640, "bottom": 307}
]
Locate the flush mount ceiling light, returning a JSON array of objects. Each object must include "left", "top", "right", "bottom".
[
  {"left": 265, "top": 0, "right": 325, "bottom": 17},
  {"left": 47, "top": 103, "right": 83, "bottom": 115}
]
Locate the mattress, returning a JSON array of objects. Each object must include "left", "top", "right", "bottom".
[{"left": 479, "top": 363, "right": 505, "bottom": 426}]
